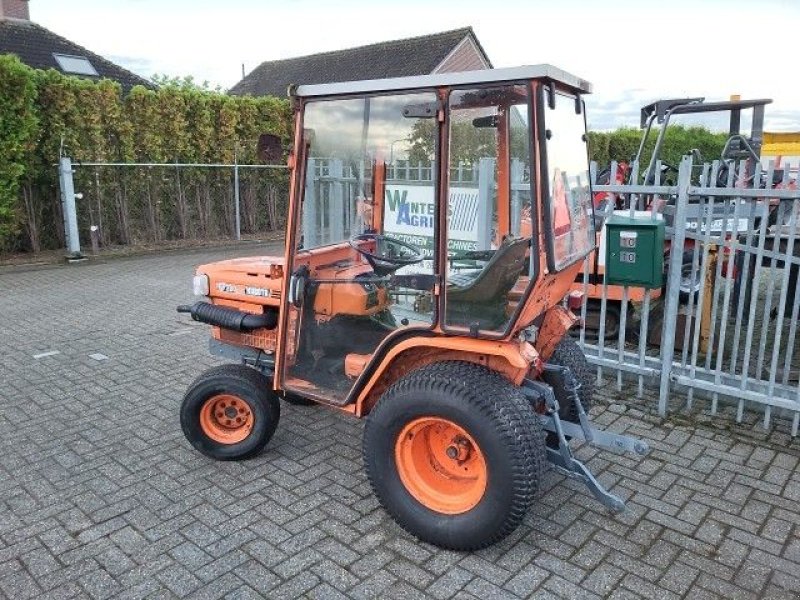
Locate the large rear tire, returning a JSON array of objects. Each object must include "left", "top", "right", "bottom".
[
  {"left": 181, "top": 364, "right": 280, "bottom": 460},
  {"left": 363, "top": 361, "right": 545, "bottom": 550}
]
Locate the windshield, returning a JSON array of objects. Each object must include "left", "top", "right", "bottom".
[
  {"left": 543, "top": 91, "right": 595, "bottom": 271},
  {"left": 301, "top": 92, "right": 437, "bottom": 249}
]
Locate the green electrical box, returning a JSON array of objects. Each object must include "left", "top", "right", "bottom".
[{"left": 604, "top": 216, "right": 665, "bottom": 289}]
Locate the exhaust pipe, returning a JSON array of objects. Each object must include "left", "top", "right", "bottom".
[{"left": 177, "top": 302, "right": 277, "bottom": 331}]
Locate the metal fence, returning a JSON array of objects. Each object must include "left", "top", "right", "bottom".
[
  {"left": 57, "top": 152, "right": 800, "bottom": 433},
  {"left": 57, "top": 158, "right": 289, "bottom": 255},
  {"left": 580, "top": 155, "right": 800, "bottom": 435},
  {"left": 302, "top": 158, "right": 530, "bottom": 248}
]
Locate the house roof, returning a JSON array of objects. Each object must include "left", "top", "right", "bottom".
[
  {"left": 0, "top": 18, "right": 153, "bottom": 92},
  {"left": 230, "top": 27, "right": 491, "bottom": 98}
]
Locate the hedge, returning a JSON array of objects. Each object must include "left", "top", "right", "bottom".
[
  {"left": 587, "top": 126, "right": 729, "bottom": 171},
  {"left": 0, "top": 52, "right": 733, "bottom": 254},
  {"left": 0, "top": 55, "right": 291, "bottom": 254}
]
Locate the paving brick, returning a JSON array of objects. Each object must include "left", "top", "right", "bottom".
[
  {"left": 502, "top": 563, "right": 548, "bottom": 597},
  {"left": 0, "top": 568, "right": 43, "bottom": 599},
  {"left": 1, "top": 245, "right": 799, "bottom": 599},
  {"left": 426, "top": 566, "right": 473, "bottom": 599}
]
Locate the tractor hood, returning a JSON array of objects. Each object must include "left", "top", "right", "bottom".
[{"left": 196, "top": 255, "right": 285, "bottom": 306}]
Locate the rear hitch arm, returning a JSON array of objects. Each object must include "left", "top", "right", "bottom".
[{"left": 522, "top": 372, "right": 649, "bottom": 513}]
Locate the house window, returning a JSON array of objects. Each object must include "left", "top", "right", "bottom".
[{"left": 53, "top": 54, "right": 98, "bottom": 76}]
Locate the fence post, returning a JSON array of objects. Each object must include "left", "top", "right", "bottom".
[
  {"left": 330, "top": 159, "right": 344, "bottom": 241},
  {"left": 510, "top": 159, "right": 523, "bottom": 235},
  {"left": 58, "top": 157, "right": 82, "bottom": 258},
  {"left": 303, "top": 158, "right": 317, "bottom": 248},
  {"left": 658, "top": 154, "right": 693, "bottom": 415},
  {"left": 477, "top": 158, "right": 495, "bottom": 249},
  {"left": 234, "top": 154, "right": 241, "bottom": 241}
]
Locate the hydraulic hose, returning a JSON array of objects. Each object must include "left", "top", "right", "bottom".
[{"left": 176, "top": 301, "right": 277, "bottom": 331}]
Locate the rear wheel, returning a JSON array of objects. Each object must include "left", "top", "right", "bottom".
[
  {"left": 363, "top": 361, "right": 545, "bottom": 550},
  {"left": 181, "top": 364, "right": 280, "bottom": 460},
  {"left": 548, "top": 337, "right": 594, "bottom": 422}
]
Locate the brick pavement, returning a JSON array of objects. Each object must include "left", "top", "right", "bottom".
[{"left": 0, "top": 244, "right": 799, "bottom": 599}]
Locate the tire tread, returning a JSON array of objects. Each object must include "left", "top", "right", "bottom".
[{"left": 364, "top": 360, "right": 545, "bottom": 550}]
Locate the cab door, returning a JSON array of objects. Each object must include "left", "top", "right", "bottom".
[{"left": 278, "top": 92, "right": 440, "bottom": 405}]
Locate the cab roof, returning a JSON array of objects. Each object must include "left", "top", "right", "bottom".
[{"left": 292, "top": 64, "right": 592, "bottom": 98}]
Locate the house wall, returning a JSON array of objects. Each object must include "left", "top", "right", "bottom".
[
  {"left": 0, "top": 0, "right": 30, "bottom": 20},
  {"left": 433, "top": 36, "right": 490, "bottom": 73}
]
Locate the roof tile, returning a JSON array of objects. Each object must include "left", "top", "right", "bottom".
[
  {"left": 230, "top": 27, "right": 484, "bottom": 97},
  {"left": 0, "top": 18, "right": 153, "bottom": 92}
]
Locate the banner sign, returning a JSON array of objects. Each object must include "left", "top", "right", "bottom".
[{"left": 384, "top": 184, "right": 482, "bottom": 255}]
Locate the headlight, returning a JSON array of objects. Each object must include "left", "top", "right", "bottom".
[{"left": 193, "top": 274, "right": 210, "bottom": 296}]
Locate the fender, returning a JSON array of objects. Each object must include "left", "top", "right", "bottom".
[
  {"left": 354, "top": 335, "right": 535, "bottom": 416},
  {"left": 534, "top": 305, "right": 579, "bottom": 361}
]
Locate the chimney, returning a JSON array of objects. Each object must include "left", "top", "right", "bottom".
[{"left": 0, "top": 0, "right": 30, "bottom": 20}]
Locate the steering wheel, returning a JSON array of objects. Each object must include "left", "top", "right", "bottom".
[{"left": 349, "top": 233, "right": 425, "bottom": 276}]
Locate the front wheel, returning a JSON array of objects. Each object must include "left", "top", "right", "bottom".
[
  {"left": 180, "top": 364, "right": 280, "bottom": 460},
  {"left": 363, "top": 361, "right": 545, "bottom": 550}
]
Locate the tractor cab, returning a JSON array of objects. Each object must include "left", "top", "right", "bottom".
[
  {"left": 277, "top": 66, "right": 596, "bottom": 405},
  {"left": 179, "top": 66, "right": 648, "bottom": 551}
]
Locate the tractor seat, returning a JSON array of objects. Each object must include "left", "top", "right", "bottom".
[{"left": 446, "top": 236, "right": 530, "bottom": 330}]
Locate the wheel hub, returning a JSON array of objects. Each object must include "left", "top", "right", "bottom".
[
  {"left": 199, "top": 394, "right": 253, "bottom": 444},
  {"left": 445, "top": 437, "right": 471, "bottom": 461},
  {"left": 394, "top": 417, "right": 487, "bottom": 515}
]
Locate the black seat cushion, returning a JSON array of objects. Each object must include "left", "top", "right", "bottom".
[{"left": 446, "top": 236, "right": 530, "bottom": 330}]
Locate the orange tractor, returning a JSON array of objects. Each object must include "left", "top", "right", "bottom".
[{"left": 177, "top": 66, "right": 647, "bottom": 550}]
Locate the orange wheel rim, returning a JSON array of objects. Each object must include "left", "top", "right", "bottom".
[
  {"left": 199, "top": 394, "right": 254, "bottom": 444},
  {"left": 394, "top": 417, "right": 487, "bottom": 514}
]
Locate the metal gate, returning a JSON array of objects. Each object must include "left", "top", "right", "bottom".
[{"left": 580, "top": 155, "right": 800, "bottom": 435}]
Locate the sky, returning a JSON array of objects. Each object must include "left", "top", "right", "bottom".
[{"left": 33, "top": 0, "right": 800, "bottom": 132}]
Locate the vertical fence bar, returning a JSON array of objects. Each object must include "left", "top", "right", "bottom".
[
  {"left": 303, "top": 158, "right": 317, "bottom": 248},
  {"left": 782, "top": 169, "right": 800, "bottom": 397},
  {"left": 637, "top": 162, "right": 660, "bottom": 396},
  {"left": 686, "top": 163, "right": 718, "bottom": 408},
  {"left": 617, "top": 159, "right": 640, "bottom": 392},
  {"left": 617, "top": 286, "right": 628, "bottom": 391},
  {"left": 511, "top": 159, "right": 523, "bottom": 236},
  {"left": 730, "top": 160, "right": 758, "bottom": 378},
  {"left": 477, "top": 158, "right": 494, "bottom": 250},
  {"left": 757, "top": 199, "right": 787, "bottom": 428},
  {"left": 659, "top": 156, "right": 693, "bottom": 415},
  {"left": 710, "top": 163, "right": 739, "bottom": 415},
  {"left": 767, "top": 199, "right": 796, "bottom": 397},
  {"left": 234, "top": 156, "right": 241, "bottom": 241},
  {"left": 330, "top": 159, "right": 344, "bottom": 242},
  {"left": 580, "top": 162, "right": 596, "bottom": 351},
  {"left": 596, "top": 161, "right": 618, "bottom": 385},
  {"left": 754, "top": 162, "right": 780, "bottom": 372},
  {"left": 680, "top": 164, "right": 709, "bottom": 371},
  {"left": 760, "top": 164, "right": 796, "bottom": 427},
  {"left": 738, "top": 165, "right": 769, "bottom": 421}
]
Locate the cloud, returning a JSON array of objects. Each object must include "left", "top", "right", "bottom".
[
  {"left": 106, "top": 55, "right": 156, "bottom": 80},
  {"left": 32, "top": 0, "right": 799, "bottom": 134}
]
